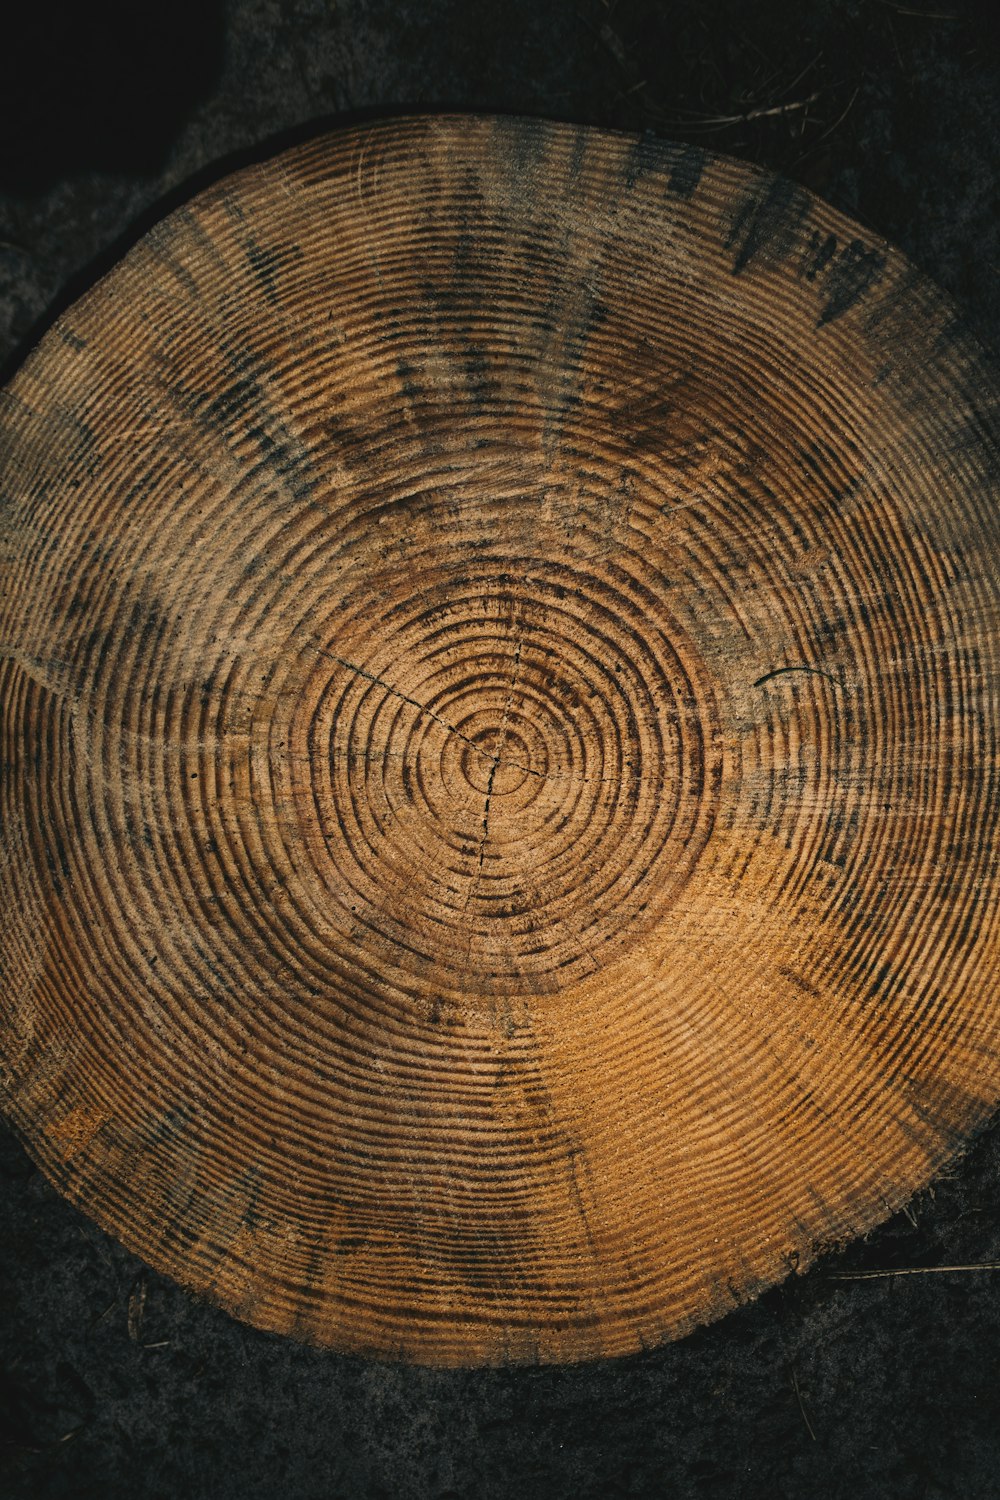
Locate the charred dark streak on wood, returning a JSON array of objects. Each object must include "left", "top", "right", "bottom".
[
  {"left": 726, "top": 175, "right": 811, "bottom": 276},
  {"left": 818, "top": 240, "right": 887, "bottom": 328}
]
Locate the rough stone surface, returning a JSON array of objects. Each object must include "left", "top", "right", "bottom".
[{"left": 2, "top": 1, "right": 999, "bottom": 1496}]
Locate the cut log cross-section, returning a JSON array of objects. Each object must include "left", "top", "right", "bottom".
[{"left": 1, "top": 116, "right": 999, "bottom": 1365}]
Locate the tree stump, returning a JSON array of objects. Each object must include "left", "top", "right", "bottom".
[{"left": 1, "top": 116, "right": 999, "bottom": 1366}]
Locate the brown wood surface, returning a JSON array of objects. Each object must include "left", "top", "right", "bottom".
[{"left": 1, "top": 115, "right": 999, "bottom": 1366}]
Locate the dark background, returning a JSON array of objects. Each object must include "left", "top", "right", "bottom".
[{"left": 1, "top": 2, "right": 999, "bottom": 1496}]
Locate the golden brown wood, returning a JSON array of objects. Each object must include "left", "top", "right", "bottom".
[{"left": 1, "top": 115, "right": 999, "bottom": 1366}]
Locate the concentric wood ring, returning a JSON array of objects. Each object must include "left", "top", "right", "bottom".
[{"left": 2, "top": 115, "right": 999, "bottom": 1365}]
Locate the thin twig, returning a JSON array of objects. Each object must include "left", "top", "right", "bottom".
[
  {"left": 791, "top": 1366, "right": 817, "bottom": 1442},
  {"left": 599, "top": 22, "right": 630, "bottom": 69},
  {"left": 816, "top": 83, "right": 861, "bottom": 144},
  {"left": 831, "top": 1261, "right": 1000, "bottom": 1280},
  {"left": 781, "top": 51, "right": 825, "bottom": 100},
  {"left": 127, "top": 1272, "right": 147, "bottom": 1341},
  {"left": 741, "top": 90, "right": 823, "bottom": 124},
  {"left": 874, "top": 0, "right": 959, "bottom": 18},
  {"left": 656, "top": 90, "right": 821, "bottom": 131}
]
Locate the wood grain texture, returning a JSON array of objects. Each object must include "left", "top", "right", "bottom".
[{"left": 1, "top": 114, "right": 999, "bottom": 1366}]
